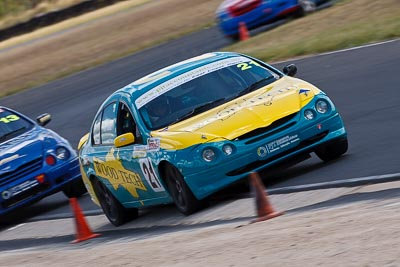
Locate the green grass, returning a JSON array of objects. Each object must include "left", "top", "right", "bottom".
[{"left": 225, "top": 0, "right": 400, "bottom": 62}]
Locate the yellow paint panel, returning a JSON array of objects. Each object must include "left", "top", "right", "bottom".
[
  {"left": 152, "top": 77, "right": 320, "bottom": 149},
  {"left": 93, "top": 149, "right": 147, "bottom": 198}
]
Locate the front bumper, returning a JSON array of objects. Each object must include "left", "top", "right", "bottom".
[
  {"left": 182, "top": 110, "right": 346, "bottom": 200},
  {"left": 0, "top": 157, "right": 81, "bottom": 215}
]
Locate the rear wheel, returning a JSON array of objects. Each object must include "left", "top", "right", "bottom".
[
  {"left": 165, "top": 164, "right": 202, "bottom": 215},
  {"left": 92, "top": 178, "right": 138, "bottom": 226},
  {"left": 315, "top": 138, "right": 348, "bottom": 162},
  {"left": 62, "top": 178, "right": 87, "bottom": 198}
]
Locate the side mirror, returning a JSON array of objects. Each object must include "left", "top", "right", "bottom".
[
  {"left": 36, "top": 113, "right": 51, "bottom": 126},
  {"left": 114, "top": 133, "right": 135, "bottom": 148},
  {"left": 78, "top": 133, "right": 89, "bottom": 151},
  {"left": 283, "top": 64, "right": 297, "bottom": 77}
]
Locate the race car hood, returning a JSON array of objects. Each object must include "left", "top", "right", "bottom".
[
  {"left": 152, "top": 77, "right": 320, "bottom": 150},
  {"left": 0, "top": 127, "right": 62, "bottom": 174}
]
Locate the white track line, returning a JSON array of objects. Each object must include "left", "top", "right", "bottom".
[{"left": 274, "top": 38, "right": 400, "bottom": 64}]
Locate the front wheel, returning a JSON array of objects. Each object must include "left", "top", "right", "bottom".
[
  {"left": 315, "top": 137, "right": 348, "bottom": 162},
  {"left": 92, "top": 178, "right": 138, "bottom": 226},
  {"left": 165, "top": 164, "right": 203, "bottom": 215}
]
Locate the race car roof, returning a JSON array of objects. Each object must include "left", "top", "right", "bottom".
[{"left": 118, "top": 52, "right": 244, "bottom": 100}]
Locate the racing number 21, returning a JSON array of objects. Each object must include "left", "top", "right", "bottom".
[{"left": 139, "top": 158, "right": 165, "bottom": 192}]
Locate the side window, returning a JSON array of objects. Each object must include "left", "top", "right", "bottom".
[
  {"left": 117, "top": 103, "right": 142, "bottom": 144},
  {"left": 92, "top": 112, "right": 101, "bottom": 145},
  {"left": 101, "top": 102, "right": 118, "bottom": 145}
]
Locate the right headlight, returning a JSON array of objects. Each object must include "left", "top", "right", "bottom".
[
  {"left": 304, "top": 109, "right": 315, "bottom": 120},
  {"left": 202, "top": 148, "right": 216, "bottom": 162}
]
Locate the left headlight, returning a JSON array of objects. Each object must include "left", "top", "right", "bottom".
[
  {"left": 202, "top": 148, "right": 216, "bottom": 162},
  {"left": 56, "top": 146, "right": 70, "bottom": 160}
]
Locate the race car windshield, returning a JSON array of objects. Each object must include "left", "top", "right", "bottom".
[
  {"left": 140, "top": 58, "right": 280, "bottom": 130},
  {"left": 0, "top": 109, "right": 33, "bottom": 143}
]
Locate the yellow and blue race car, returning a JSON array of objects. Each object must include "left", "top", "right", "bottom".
[{"left": 78, "top": 52, "right": 347, "bottom": 226}]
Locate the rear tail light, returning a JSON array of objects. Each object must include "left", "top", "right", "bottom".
[{"left": 228, "top": 0, "right": 262, "bottom": 17}]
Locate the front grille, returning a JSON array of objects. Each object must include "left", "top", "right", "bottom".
[
  {"left": 0, "top": 157, "right": 43, "bottom": 187},
  {"left": 237, "top": 112, "right": 298, "bottom": 144},
  {"left": 228, "top": 0, "right": 262, "bottom": 17},
  {"left": 227, "top": 131, "right": 329, "bottom": 176}
]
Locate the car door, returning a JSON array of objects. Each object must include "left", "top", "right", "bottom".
[
  {"left": 89, "top": 100, "right": 124, "bottom": 195},
  {"left": 114, "top": 98, "right": 170, "bottom": 207}
]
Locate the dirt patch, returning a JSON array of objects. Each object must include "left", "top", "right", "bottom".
[{"left": 0, "top": 0, "right": 222, "bottom": 97}]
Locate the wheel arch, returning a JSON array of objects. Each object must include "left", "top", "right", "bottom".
[
  {"left": 88, "top": 174, "right": 102, "bottom": 206},
  {"left": 157, "top": 160, "right": 174, "bottom": 195}
]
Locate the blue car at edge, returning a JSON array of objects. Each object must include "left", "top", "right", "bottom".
[
  {"left": 216, "top": 0, "right": 329, "bottom": 39},
  {"left": 0, "top": 107, "right": 86, "bottom": 217}
]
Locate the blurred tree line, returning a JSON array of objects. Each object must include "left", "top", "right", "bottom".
[{"left": 0, "top": 0, "right": 48, "bottom": 17}]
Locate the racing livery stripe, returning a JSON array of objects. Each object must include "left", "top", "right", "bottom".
[{"left": 135, "top": 56, "right": 249, "bottom": 109}]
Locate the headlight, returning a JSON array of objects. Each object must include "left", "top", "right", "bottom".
[
  {"left": 202, "top": 148, "right": 216, "bottom": 162},
  {"left": 304, "top": 109, "right": 315, "bottom": 120},
  {"left": 316, "top": 100, "right": 329, "bottom": 114},
  {"left": 222, "top": 144, "right": 234, "bottom": 155},
  {"left": 56, "top": 147, "right": 70, "bottom": 160}
]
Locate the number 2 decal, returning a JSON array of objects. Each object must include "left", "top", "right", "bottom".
[
  {"left": 236, "top": 60, "right": 261, "bottom": 71},
  {"left": 139, "top": 158, "right": 165, "bottom": 192}
]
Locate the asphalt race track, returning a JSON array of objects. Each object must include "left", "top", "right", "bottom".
[{"left": 0, "top": 25, "right": 399, "bottom": 224}]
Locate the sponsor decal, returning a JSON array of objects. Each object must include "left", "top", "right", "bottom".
[
  {"left": 135, "top": 56, "right": 249, "bottom": 109},
  {"left": 93, "top": 149, "right": 147, "bottom": 198},
  {"left": 139, "top": 158, "right": 165, "bottom": 192},
  {"left": 131, "top": 53, "right": 215, "bottom": 88},
  {"left": 147, "top": 138, "right": 161, "bottom": 151},
  {"left": 1, "top": 179, "right": 39, "bottom": 200},
  {"left": 257, "top": 134, "right": 300, "bottom": 157},
  {"left": 299, "top": 89, "right": 310, "bottom": 96},
  {"left": 132, "top": 145, "right": 148, "bottom": 158},
  {"left": 184, "top": 86, "right": 297, "bottom": 132},
  {"left": 257, "top": 146, "right": 268, "bottom": 157},
  {"left": 132, "top": 151, "right": 147, "bottom": 158},
  {"left": 133, "top": 145, "right": 148, "bottom": 151}
]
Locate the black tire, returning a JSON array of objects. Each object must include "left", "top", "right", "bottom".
[
  {"left": 227, "top": 34, "right": 239, "bottom": 41},
  {"left": 292, "top": 1, "right": 306, "bottom": 18},
  {"left": 92, "top": 178, "right": 138, "bottom": 226},
  {"left": 62, "top": 178, "right": 87, "bottom": 198},
  {"left": 164, "top": 164, "right": 202, "bottom": 215},
  {"left": 315, "top": 138, "right": 348, "bottom": 162}
]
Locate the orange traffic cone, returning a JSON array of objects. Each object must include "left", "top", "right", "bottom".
[
  {"left": 249, "top": 172, "right": 284, "bottom": 223},
  {"left": 239, "top": 22, "right": 249, "bottom": 41},
  {"left": 70, "top": 197, "right": 101, "bottom": 243}
]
